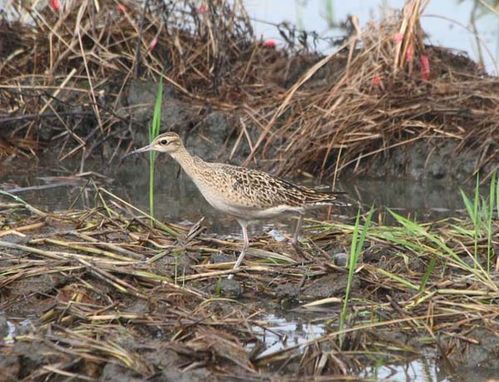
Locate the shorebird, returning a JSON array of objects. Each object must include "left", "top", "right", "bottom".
[{"left": 125, "top": 132, "right": 346, "bottom": 275}]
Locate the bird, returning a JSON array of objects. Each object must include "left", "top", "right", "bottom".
[{"left": 125, "top": 132, "right": 346, "bottom": 275}]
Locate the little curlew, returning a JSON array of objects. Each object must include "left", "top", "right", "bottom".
[{"left": 126, "top": 132, "right": 346, "bottom": 275}]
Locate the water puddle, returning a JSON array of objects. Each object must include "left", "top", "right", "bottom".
[
  {"left": 0, "top": 153, "right": 473, "bottom": 231},
  {"left": 251, "top": 313, "right": 327, "bottom": 358},
  {"left": 0, "top": 156, "right": 489, "bottom": 380},
  {"left": 247, "top": 0, "right": 499, "bottom": 75},
  {"left": 252, "top": 313, "right": 497, "bottom": 382}
]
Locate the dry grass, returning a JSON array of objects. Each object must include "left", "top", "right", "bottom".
[
  {"left": 1, "top": 1, "right": 498, "bottom": 379},
  {"left": 0, "top": 186, "right": 497, "bottom": 379},
  {"left": 0, "top": 0, "right": 497, "bottom": 179},
  {"left": 248, "top": 2, "right": 498, "bottom": 181}
]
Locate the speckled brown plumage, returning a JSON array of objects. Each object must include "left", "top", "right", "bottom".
[
  {"left": 126, "top": 132, "right": 347, "bottom": 276},
  {"left": 212, "top": 163, "right": 341, "bottom": 209}
]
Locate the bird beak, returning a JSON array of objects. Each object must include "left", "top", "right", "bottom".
[{"left": 121, "top": 143, "right": 153, "bottom": 160}]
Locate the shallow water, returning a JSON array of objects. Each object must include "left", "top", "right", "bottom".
[
  {"left": 0, "top": 158, "right": 492, "bottom": 381},
  {"left": 0, "top": 154, "right": 472, "bottom": 233},
  {"left": 2, "top": 156, "right": 490, "bottom": 381},
  {"left": 254, "top": 312, "right": 497, "bottom": 382},
  {"left": 247, "top": 0, "right": 499, "bottom": 75}
]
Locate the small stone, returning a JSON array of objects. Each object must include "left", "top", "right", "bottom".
[
  {"left": 302, "top": 273, "right": 359, "bottom": 299},
  {"left": 332, "top": 252, "right": 348, "bottom": 267},
  {"left": 275, "top": 284, "right": 300, "bottom": 299},
  {"left": 275, "top": 284, "right": 301, "bottom": 308},
  {"left": 210, "top": 252, "right": 233, "bottom": 264},
  {"left": 213, "top": 278, "right": 242, "bottom": 298}
]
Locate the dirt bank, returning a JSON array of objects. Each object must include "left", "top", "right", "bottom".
[{"left": 0, "top": 1, "right": 497, "bottom": 182}]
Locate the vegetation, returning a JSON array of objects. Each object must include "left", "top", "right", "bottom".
[
  {"left": 339, "top": 207, "right": 374, "bottom": 346},
  {"left": 0, "top": 0, "right": 497, "bottom": 379},
  {"left": 0, "top": 179, "right": 497, "bottom": 379},
  {"left": 0, "top": 0, "right": 497, "bottom": 180},
  {"left": 148, "top": 78, "right": 163, "bottom": 220}
]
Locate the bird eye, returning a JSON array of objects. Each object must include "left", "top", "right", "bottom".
[{"left": 160, "top": 139, "right": 168, "bottom": 145}]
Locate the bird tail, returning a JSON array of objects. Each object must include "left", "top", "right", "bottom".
[{"left": 303, "top": 190, "right": 351, "bottom": 207}]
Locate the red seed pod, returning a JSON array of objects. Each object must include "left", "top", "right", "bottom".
[
  {"left": 49, "top": 0, "right": 61, "bottom": 12},
  {"left": 371, "top": 75, "right": 382, "bottom": 87},
  {"left": 393, "top": 32, "right": 403, "bottom": 43},
  {"left": 420, "top": 54, "right": 430, "bottom": 80},
  {"left": 262, "top": 39, "right": 277, "bottom": 48},
  {"left": 197, "top": 4, "right": 208, "bottom": 14},
  {"left": 406, "top": 43, "right": 414, "bottom": 63},
  {"left": 148, "top": 37, "right": 158, "bottom": 52},
  {"left": 116, "top": 3, "right": 127, "bottom": 14}
]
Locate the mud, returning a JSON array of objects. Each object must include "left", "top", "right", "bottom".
[
  {"left": 1, "top": 248, "right": 498, "bottom": 381},
  {"left": 124, "top": 79, "right": 249, "bottom": 163},
  {"left": 1, "top": 1, "right": 498, "bottom": 379},
  {"left": 446, "top": 328, "right": 499, "bottom": 370}
]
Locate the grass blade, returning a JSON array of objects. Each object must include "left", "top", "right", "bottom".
[
  {"left": 339, "top": 207, "right": 374, "bottom": 347},
  {"left": 148, "top": 78, "right": 164, "bottom": 221}
]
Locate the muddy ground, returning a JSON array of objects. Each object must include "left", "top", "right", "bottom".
[
  {"left": 1, "top": 201, "right": 498, "bottom": 380},
  {"left": 1, "top": 1, "right": 498, "bottom": 380}
]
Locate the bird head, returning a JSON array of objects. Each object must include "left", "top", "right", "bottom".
[{"left": 124, "top": 132, "right": 183, "bottom": 157}]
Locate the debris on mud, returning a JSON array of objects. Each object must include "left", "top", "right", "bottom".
[{"left": 1, "top": 185, "right": 497, "bottom": 379}]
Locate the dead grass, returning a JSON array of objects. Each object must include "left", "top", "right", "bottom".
[
  {"left": 0, "top": 0, "right": 497, "bottom": 179},
  {"left": 0, "top": 186, "right": 497, "bottom": 379}
]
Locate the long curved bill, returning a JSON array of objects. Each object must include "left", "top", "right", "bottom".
[{"left": 121, "top": 143, "right": 153, "bottom": 160}]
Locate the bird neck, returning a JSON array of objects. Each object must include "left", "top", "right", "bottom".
[{"left": 169, "top": 145, "right": 203, "bottom": 178}]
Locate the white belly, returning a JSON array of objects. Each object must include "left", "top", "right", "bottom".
[
  {"left": 192, "top": 177, "right": 304, "bottom": 221},
  {"left": 201, "top": 190, "right": 303, "bottom": 220}
]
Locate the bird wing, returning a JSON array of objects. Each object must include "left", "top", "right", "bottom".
[{"left": 216, "top": 164, "right": 343, "bottom": 209}]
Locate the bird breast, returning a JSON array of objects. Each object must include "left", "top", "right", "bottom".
[{"left": 193, "top": 177, "right": 304, "bottom": 220}]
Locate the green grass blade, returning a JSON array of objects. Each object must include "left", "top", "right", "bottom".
[
  {"left": 339, "top": 207, "right": 374, "bottom": 347},
  {"left": 460, "top": 189, "right": 475, "bottom": 224},
  {"left": 376, "top": 268, "right": 419, "bottom": 291},
  {"left": 486, "top": 171, "right": 497, "bottom": 272},
  {"left": 419, "top": 257, "right": 436, "bottom": 292},
  {"left": 148, "top": 78, "right": 164, "bottom": 221}
]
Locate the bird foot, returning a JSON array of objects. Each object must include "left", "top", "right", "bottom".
[{"left": 290, "top": 234, "right": 302, "bottom": 247}]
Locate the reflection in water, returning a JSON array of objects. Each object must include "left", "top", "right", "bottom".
[
  {"left": 251, "top": 313, "right": 326, "bottom": 359},
  {"left": 254, "top": 313, "right": 496, "bottom": 382},
  {"left": 0, "top": 156, "right": 476, "bottom": 230},
  {"left": 0, "top": 154, "right": 473, "bottom": 233}
]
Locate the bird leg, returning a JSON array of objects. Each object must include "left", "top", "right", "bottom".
[
  {"left": 292, "top": 214, "right": 304, "bottom": 245},
  {"left": 228, "top": 220, "right": 249, "bottom": 279}
]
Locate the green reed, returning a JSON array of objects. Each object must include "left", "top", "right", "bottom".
[
  {"left": 148, "top": 78, "right": 163, "bottom": 220},
  {"left": 460, "top": 172, "right": 498, "bottom": 272},
  {"left": 339, "top": 207, "right": 374, "bottom": 347}
]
